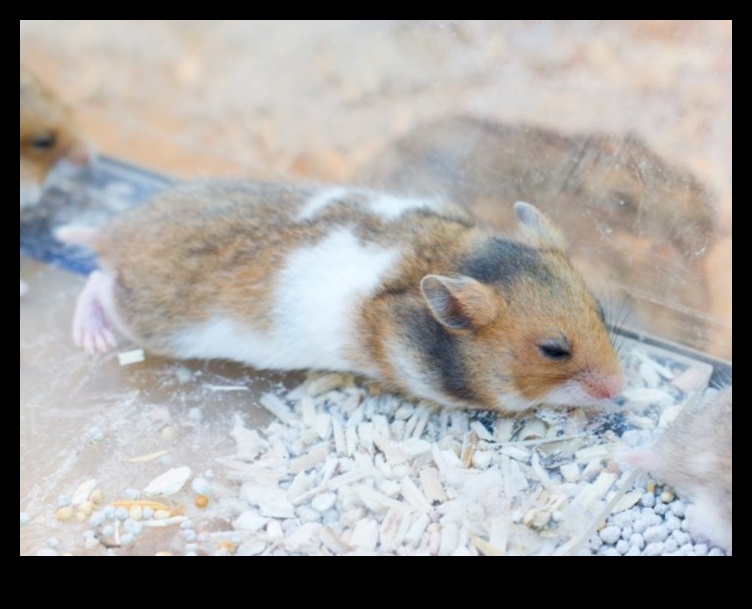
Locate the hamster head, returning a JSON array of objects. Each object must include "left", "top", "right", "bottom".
[
  {"left": 20, "top": 65, "right": 91, "bottom": 208},
  {"left": 417, "top": 202, "right": 623, "bottom": 413}
]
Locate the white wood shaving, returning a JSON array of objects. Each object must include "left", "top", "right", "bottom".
[
  {"left": 148, "top": 339, "right": 717, "bottom": 556},
  {"left": 117, "top": 349, "right": 145, "bottom": 366}
]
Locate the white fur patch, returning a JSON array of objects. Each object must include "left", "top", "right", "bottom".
[
  {"left": 368, "top": 194, "right": 441, "bottom": 220},
  {"left": 540, "top": 380, "right": 606, "bottom": 407},
  {"left": 20, "top": 181, "right": 42, "bottom": 208},
  {"left": 297, "top": 187, "right": 351, "bottom": 221},
  {"left": 172, "top": 229, "right": 399, "bottom": 374},
  {"left": 386, "top": 343, "right": 471, "bottom": 409},
  {"left": 171, "top": 317, "right": 275, "bottom": 364}
]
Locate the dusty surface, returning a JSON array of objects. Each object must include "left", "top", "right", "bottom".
[{"left": 20, "top": 20, "right": 731, "bottom": 555}]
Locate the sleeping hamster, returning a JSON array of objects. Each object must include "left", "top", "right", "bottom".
[{"left": 59, "top": 181, "right": 623, "bottom": 413}]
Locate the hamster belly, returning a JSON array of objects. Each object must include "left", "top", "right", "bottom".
[{"left": 166, "top": 227, "right": 399, "bottom": 373}]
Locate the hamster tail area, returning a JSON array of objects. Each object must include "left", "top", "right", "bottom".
[{"left": 55, "top": 224, "right": 100, "bottom": 249}]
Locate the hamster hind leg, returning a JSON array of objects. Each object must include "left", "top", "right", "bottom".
[{"left": 72, "top": 270, "right": 119, "bottom": 354}]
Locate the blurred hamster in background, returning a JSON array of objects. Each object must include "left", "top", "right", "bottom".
[
  {"left": 625, "top": 387, "right": 732, "bottom": 552},
  {"left": 20, "top": 64, "right": 92, "bottom": 296},
  {"left": 360, "top": 116, "right": 718, "bottom": 352}
]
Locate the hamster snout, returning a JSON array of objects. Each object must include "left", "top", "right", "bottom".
[{"left": 60, "top": 181, "right": 623, "bottom": 413}]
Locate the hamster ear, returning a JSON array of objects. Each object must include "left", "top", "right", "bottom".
[
  {"left": 514, "top": 201, "right": 567, "bottom": 250},
  {"left": 420, "top": 275, "right": 499, "bottom": 330}
]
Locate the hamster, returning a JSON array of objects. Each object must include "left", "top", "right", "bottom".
[
  {"left": 20, "top": 64, "right": 91, "bottom": 296},
  {"left": 360, "top": 116, "right": 717, "bottom": 352},
  {"left": 58, "top": 181, "right": 623, "bottom": 413},
  {"left": 625, "top": 388, "right": 732, "bottom": 552}
]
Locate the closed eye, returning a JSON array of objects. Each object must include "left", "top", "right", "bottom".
[
  {"left": 538, "top": 340, "right": 571, "bottom": 360},
  {"left": 31, "top": 133, "right": 57, "bottom": 150}
]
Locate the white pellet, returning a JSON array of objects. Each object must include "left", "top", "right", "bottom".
[
  {"left": 640, "top": 492, "right": 656, "bottom": 508},
  {"left": 599, "top": 525, "right": 621, "bottom": 545},
  {"left": 670, "top": 500, "right": 686, "bottom": 518},
  {"left": 615, "top": 540, "right": 630, "bottom": 555},
  {"left": 643, "top": 542, "right": 665, "bottom": 556},
  {"left": 124, "top": 519, "right": 143, "bottom": 536},
  {"left": 89, "top": 511, "right": 106, "bottom": 527},
  {"left": 671, "top": 530, "right": 690, "bottom": 546},
  {"left": 694, "top": 543, "right": 708, "bottom": 556},
  {"left": 629, "top": 533, "right": 645, "bottom": 550},
  {"left": 237, "top": 539, "right": 267, "bottom": 556},
  {"left": 120, "top": 533, "right": 135, "bottom": 545},
  {"left": 192, "top": 476, "right": 212, "bottom": 495},
  {"left": 643, "top": 525, "right": 669, "bottom": 544},
  {"left": 234, "top": 511, "right": 266, "bottom": 532},
  {"left": 612, "top": 512, "right": 634, "bottom": 528},
  {"left": 633, "top": 519, "right": 649, "bottom": 534},
  {"left": 660, "top": 490, "right": 675, "bottom": 503}
]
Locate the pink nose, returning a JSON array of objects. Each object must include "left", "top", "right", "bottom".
[
  {"left": 588, "top": 374, "right": 624, "bottom": 400},
  {"left": 66, "top": 141, "right": 95, "bottom": 167}
]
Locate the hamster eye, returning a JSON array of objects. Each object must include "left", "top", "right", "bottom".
[
  {"left": 31, "top": 133, "right": 57, "bottom": 150},
  {"left": 538, "top": 340, "right": 571, "bottom": 360}
]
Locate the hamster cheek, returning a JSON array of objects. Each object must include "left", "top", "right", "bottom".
[
  {"left": 20, "top": 181, "right": 42, "bottom": 208},
  {"left": 537, "top": 379, "right": 606, "bottom": 407}
]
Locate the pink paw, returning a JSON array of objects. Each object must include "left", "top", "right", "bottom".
[{"left": 72, "top": 271, "right": 118, "bottom": 354}]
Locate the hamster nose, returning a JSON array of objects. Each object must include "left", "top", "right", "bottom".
[
  {"left": 587, "top": 374, "right": 624, "bottom": 400},
  {"left": 66, "top": 141, "right": 96, "bottom": 167}
]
